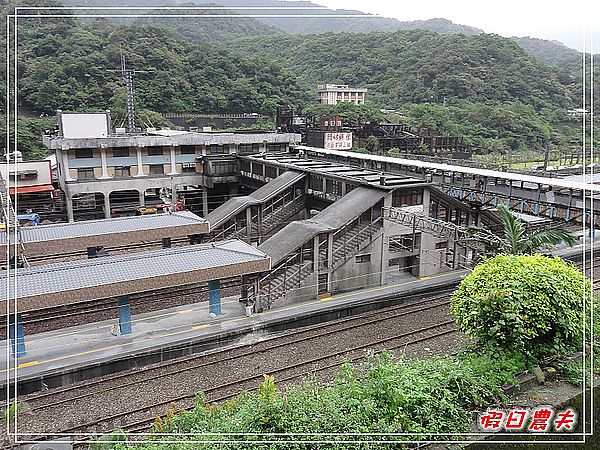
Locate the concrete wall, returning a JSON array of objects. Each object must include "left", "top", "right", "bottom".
[{"left": 330, "top": 233, "right": 384, "bottom": 293}]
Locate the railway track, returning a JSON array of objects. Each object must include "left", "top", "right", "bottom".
[
  {"left": 5, "top": 253, "right": 598, "bottom": 445},
  {"left": 14, "top": 292, "right": 458, "bottom": 441}
]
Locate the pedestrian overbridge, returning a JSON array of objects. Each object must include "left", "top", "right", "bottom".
[{"left": 299, "top": 147, "right": 599, "bottom": 228}]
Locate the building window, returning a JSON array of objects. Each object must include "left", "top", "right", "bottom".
[
  {"left": 77, "top": 168, "right": 95, "bottom": 180},
  {"left": 182, "top": 162, "right": 196, "bottom": 173},
  {"left": 112, "top": 147, "right": 130, "bottom": 157},
  {"left": 148, "top": 146, "right": 164, "bottom": 156},
  {"left": 435, "top": 241, "right": 448, "bottom": 250},
  {"left": 180, "top": 145, "right": 196, "bottom": 155},
  {"left": 149, "top": 164, "right": 164, "bottom": 175},
  {"left": 75, "top": 149, "right": 93, "bottom": 159},
  {"left": 207, "top": 144, "right": 226, "bottom": 154},
  {"left": 355, "top": 254, "right": 371, "bottom": 263},
  {"left": 238, "top": 144, "right": 254, "bottom": 154},
  {"left": 114, "top": 166, "right": 130, "bottom": 178},
  {"left": 267, "top": 143, "right": 282, "bottom": 152}
]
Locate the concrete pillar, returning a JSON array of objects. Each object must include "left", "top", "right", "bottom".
[
  {"left": 104, "top": 193, "right": 111, "bottom": 219},
  {"left": 208, "top": 280, "right": 222, "bottom": 316},
  {"left": 418, "top": 188, "right": 437, "bottom": 277},
  {"left": 135, "top": 148, "right": 145, "bottom": 177},
  {"left": 139, "top": 190, "right": 145, "bottom": 207},
  {"left": 61, "top": 149, "right": 75, "bottom": 181},
  {"left": 422, "top": 187, "right": 431, "bottom": 217},
  {"left": 246, "top": 207, "right": 253, "bottom": 236},
  {"left": 168, "top": 145, "right": 178, "bottom": 175},
  {"left": 117, "top": 295, "right": 132, "bottom": 335},
  {"left": 9, "top": 313, "right": 26, "bottom": 358},
  {"left": 65, "top": 194, "right": 74, "bottom": 222},
  {"left": 202, "top": 188, "right": 209, "bottom": 217},
  {"left": 99, "top": 148, "right": 110, "bottom": 179}
]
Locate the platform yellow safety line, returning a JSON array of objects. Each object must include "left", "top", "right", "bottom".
[
  {"left": 4, "top": 269, "right": 467, "bottom": 374},
  {"left": 17, "top": 361, "right": 39, "bottom": 369},
  {"left": 22, "top": 300, "right": 237, "bottom": 347}
]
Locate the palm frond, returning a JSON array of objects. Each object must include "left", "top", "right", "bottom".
[{"left": 528, "top": 226, "right": 577, "bottom": 251}]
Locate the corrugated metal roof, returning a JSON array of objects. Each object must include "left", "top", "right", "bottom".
[
  {"left": 0, "top": 239, "right": 268, "bottom": 300},
  {"left": 0, "top": 211, "right": 207, "bottom": 245},
  {"left": 259, "top": 186, "right": 385, "bottom": 266},
  {"left": 207, "top": 170, "right": 305, "bottom": 228}
]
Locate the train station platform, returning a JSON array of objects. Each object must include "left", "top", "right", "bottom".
[
  {"left": 0, "top": 239, "right": 269, "bottom": 312},
  {"left": 0, "top": 211, "right": 210, "bottom": 265},
  {"left": 0, "top": 268, "right": 467, "bottom": 396}
]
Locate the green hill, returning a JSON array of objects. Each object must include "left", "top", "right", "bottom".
[
  {"left": 6, "top": 3, "right": 309, "bottom": 116},
  {"left": 230, "top": 30, "right": 574, "bottom": 110},
  {"left": 58, "top": 0, "right": 484, "bottom": 36},
  {"left": 510, "top": 36, "right": 582, "bottom": 68},
  {"left": 132, "top": 3, "right": 283, "bottom": 46}
]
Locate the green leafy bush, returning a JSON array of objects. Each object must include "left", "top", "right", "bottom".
[
  {"left": 451, "top": 254, "right": 590, "bottom": 360},
  {"left": 120, "top": 352, "right": 524, "bottom": 449}
]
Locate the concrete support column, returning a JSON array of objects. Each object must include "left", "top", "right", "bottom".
[
  {"left": 117, "top": 295, "right": 132, "bottom": 335},
  {"left": 135, "top": 148, "right": 145, "bottom": 177},
  {"left": 104, "top": 193, "right": 111, "bottom": 219},
  {"left": 139, "top": 190, "right": 145, "bottom": 207},
  {"left": 168, "top": 145, "right": 178, "bottom": 175},
  {"left": 246, "top": 207, "right": 253, "bottom": 236},
  {"left": 208, "top": 280, "right": 222, "bottom": 316},
  {"left": 9, "top": 313, "right": 26, "bottom": 358},
  {"left": 66, "top": 195, "right": 74, "bottom": 222},
  {"left": 422, "top": 187, "right": 431, "bottom": 217},
  {"left": 61, "top": 150, "right": 75, "bottom": 181},
  {"left": 326, "top": 232, "right": 334, "bottom": 291},
  {"left": 99, "top": 148, "right": 110, "bottom": 179},
  {"left": 202, "top": 188, "right": 209, "bottom": 218}
]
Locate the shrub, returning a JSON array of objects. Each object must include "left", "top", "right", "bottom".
[
  {"left": 450, "top": 254, "right": 590, "bottom": 360},
  {"left": 127, "top": 352, "right": 524, "bottom": 449}
]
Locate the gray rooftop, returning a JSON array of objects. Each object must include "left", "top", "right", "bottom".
[
  {"left": 44, "top": 132, "right": 302, "bottom": 150},
  {"left": 0, "top": 211, "right": 207, "bottom": 245},
  {"left": 259, "top": 186, "right": 385, "bottom": 266},
  {"left": 242, "top": 153, "right": 424, "bottom": 189},
  {"left": 0, "top": 240, "right": 268, "bottom": 301},
  {"left": 207, "top": 170, "right": 305, "bottom": 228}
]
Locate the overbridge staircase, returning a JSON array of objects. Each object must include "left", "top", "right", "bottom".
[
  {"left": 257, "top": 186, "right": 385, "bottom": 310},
  {"left": 206, "top": 170, "right": 306, "bottom": 243}
]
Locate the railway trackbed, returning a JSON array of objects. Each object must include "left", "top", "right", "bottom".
[{"left": 9, "top": 291, "right": 461, "bottom": 443}]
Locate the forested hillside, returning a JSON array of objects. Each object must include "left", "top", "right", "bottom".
[
  {"left": 132, "top": 3, "right": 283, "bottom": 46},
  {"left": 2, "top": 0, "right": 597, "bottom": 160},
  {"left": 230, "top": 31, "right": 573, "bottom": 109},
  {"left": 59, "top": 0, "right": 484, "bottom": 36},
  {"left": 3, "top": 1, "right": 309, "bottom": 116},
  {"left": 510, "top": 36, "right": 582, "bottom": 68}
]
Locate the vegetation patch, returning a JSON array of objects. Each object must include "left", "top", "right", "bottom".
[
  {"left": 116, "top": 352, "right": 525, "bottom": 449},
  {"left": 451, "top": 254, "right": 590, "bottom": 360}
]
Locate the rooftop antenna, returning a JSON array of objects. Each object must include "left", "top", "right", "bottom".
[{"left": 108, "top": 49, "right": 149, "bottom": 134}]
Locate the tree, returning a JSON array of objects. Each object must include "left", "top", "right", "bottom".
[
  {"left": 466, "top": 203, "right": 576, "bottom": 257},
  {"left": 451, "top": 254, "right": 589, "bottom": 359}
]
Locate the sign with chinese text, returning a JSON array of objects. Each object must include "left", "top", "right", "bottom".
[{"left": 324, "top": 132, "right": 352, "bottom": 150}]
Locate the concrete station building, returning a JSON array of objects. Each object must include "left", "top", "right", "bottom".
[{"left": 43, "top": 111, "right": 301, "bottom": 221}]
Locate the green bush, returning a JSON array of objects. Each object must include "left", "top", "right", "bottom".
[
  {"left": 450, "top": 254, "right": 590, "bottom": 360},
  {"left": 120, "top": 352, "right": 524, "bottom": 449}
]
